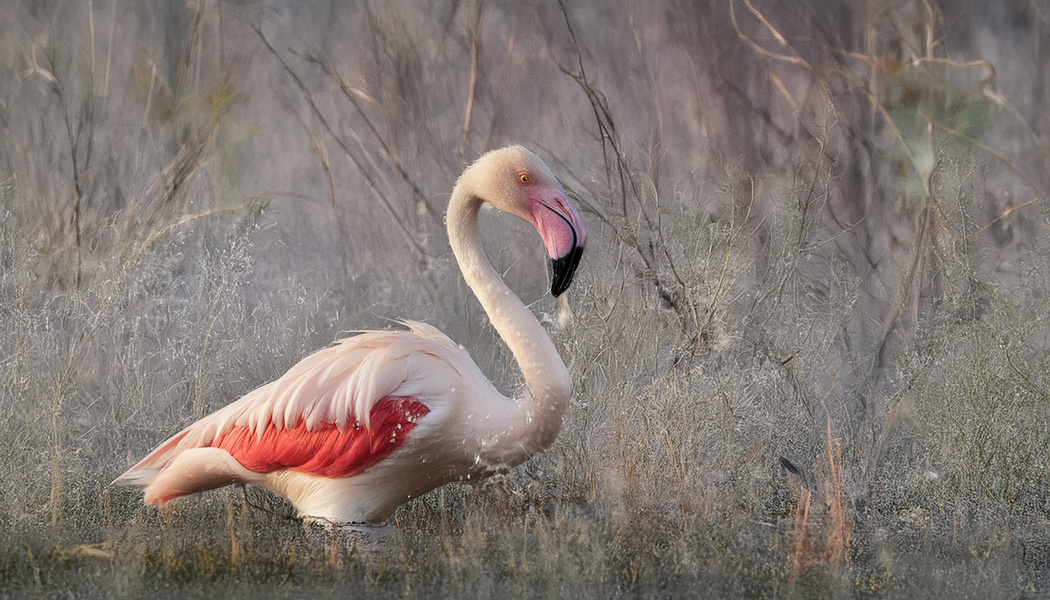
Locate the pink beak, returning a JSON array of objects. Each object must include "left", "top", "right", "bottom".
[{"left": 529, "top": 185, "right": 587, "bottom": 297}]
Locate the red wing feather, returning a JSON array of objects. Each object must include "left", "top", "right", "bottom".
[{"left": 212, "top": 396, "right": 429, "bottom": 478}]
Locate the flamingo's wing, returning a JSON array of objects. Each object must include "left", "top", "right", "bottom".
[
  {"left": 212, "top": 396, "right": 430, "bottom": 478},
  {"left": 113, "top": 322, "right": 474, "bottom": 488}
]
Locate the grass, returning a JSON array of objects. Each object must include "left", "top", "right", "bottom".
[{"left": 2, "top": 0, "right": 1050, "bottom": 597}]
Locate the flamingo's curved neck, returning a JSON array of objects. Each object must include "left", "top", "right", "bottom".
[{"left": 446, "top": 184, "right": 569, "bottom": 460}]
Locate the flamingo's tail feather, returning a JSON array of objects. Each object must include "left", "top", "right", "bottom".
[{"left": 139, "top": 447, "right": 259, "bottom": 507}]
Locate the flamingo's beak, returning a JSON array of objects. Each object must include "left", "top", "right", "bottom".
[
  {"left": 529, "top": 186, "right": 587, "bottom": 297},
  {"left": 550, "top": 243, "right": 584, "bottom": 297}
]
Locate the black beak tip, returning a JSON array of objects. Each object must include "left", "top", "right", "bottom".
[{"left": 550, "top": 245, "right": 585, "bottom": 297}]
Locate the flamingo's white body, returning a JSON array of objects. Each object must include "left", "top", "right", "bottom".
[{"left": 113, "top": 146, "right": 586, "bottom": 525}]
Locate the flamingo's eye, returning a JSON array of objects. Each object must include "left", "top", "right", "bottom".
[{"left": 519, "top": 173, "right": 531, "bottom": 184}]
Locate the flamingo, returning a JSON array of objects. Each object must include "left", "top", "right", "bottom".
[{"left": 113, "top": 145, "right": 587, "bottom": 525}]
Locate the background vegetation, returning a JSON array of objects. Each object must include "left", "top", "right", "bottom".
[{"left": 2, "top": 0, "right": 1049, "bottom": 597}]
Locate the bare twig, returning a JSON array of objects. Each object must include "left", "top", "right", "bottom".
[
  {"left": 462, "top": 0, "right": 484, "bottom": 158},
  {"left": 252, "top": 23, "right": 429, "bottom": 257},
  {"left": 554, "top": 0, "right": 701, "bottom": 361},
  {"left": 298, "top": 53, "right": 442, "bottom": 227}
]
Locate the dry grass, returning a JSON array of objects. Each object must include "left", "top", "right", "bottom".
[{"left": 1, "top": 0, "right": 1049, "bottom": 598}]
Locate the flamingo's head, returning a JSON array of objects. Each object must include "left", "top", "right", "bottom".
[{"left": 465, "top": 145, "right": 587, "bottom": 297}]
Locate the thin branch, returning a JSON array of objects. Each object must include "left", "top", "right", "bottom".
[
  {"left": 462, "top": 0, "right": 484, "bottom": 158},
  {"left": 299, "top": 52, "right": 442, "bottom": 227},
  {"left": 252, "top": 23, "right": 428, "bottom": 257}
]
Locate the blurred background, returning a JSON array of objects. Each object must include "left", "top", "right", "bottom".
[{"left": 1, "top": 0, "right": 1049, "bottom": 597}]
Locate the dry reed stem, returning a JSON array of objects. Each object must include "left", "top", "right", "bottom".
[
  {"left": 788, "top": 418, "right": 853, "bottom": 586},
  {"left": 788, "top": 487, "right": 812, "bottom": 586},
  {"left": 462, "top": 0, "right": 483, "bottom": 158}
]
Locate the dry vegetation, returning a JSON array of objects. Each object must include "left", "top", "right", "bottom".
[{"left": 2, "top": 0, "right": 1050, "bottom": 597}]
